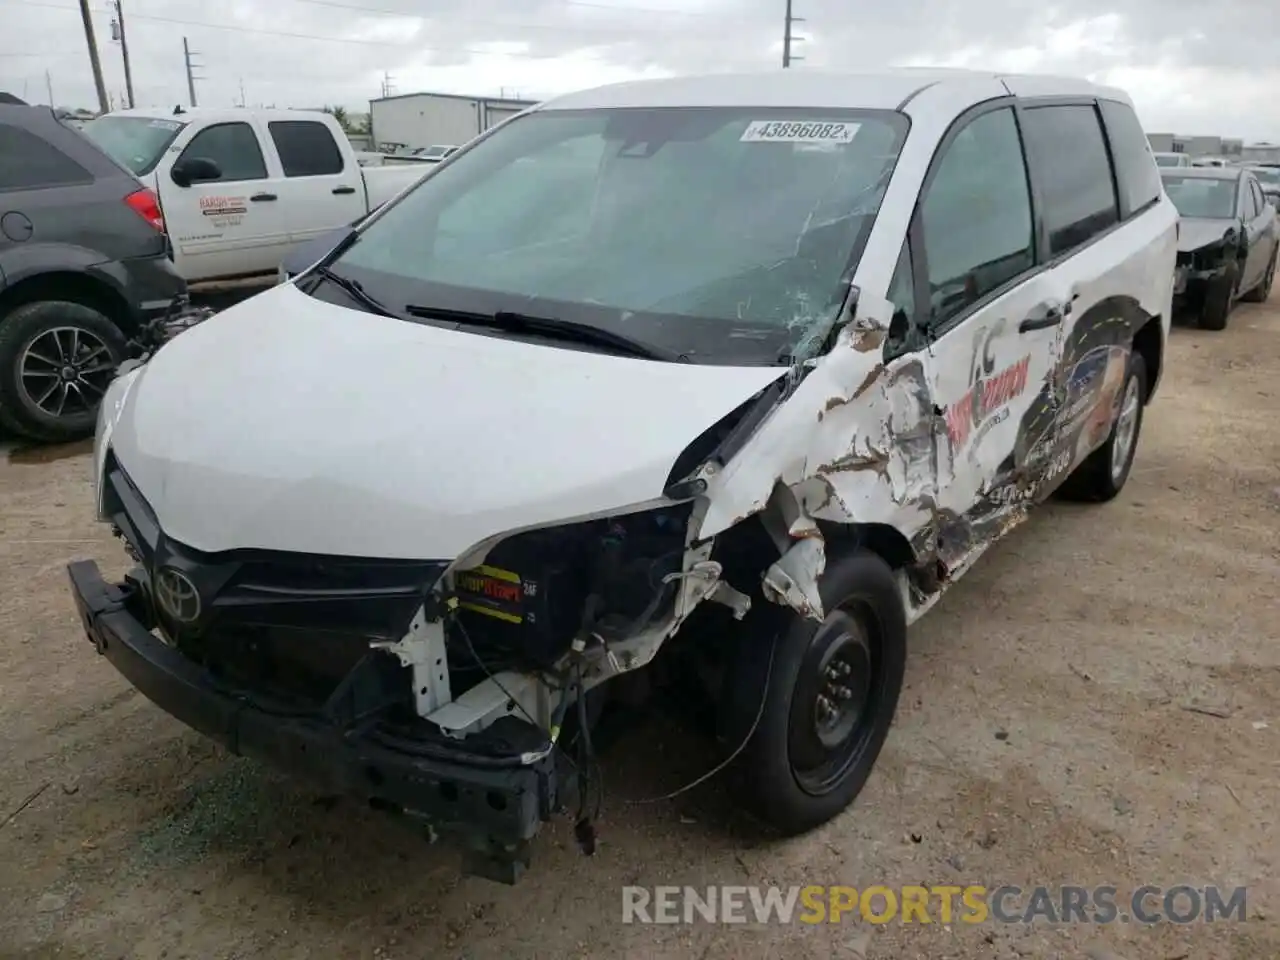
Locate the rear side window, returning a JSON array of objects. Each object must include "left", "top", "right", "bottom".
[
  {"left": 1020, "top": 104, "right": 1119, "bottom": 256},
  {"left": 178, "top": 122, "right": 267, "bottom": 182},
  {"left": 1249, "top": 179, "right": 1265, "bottom": 215},
  {"left": 0, "top": 123, "right": 93, "bottom": 191},
  {"left": 1098, "top": 99, "right": 1161, "bottom": 216},
  {"left": 268, "top": 121, "right": 344, "bottom": 177},
  {"left": 919, "top": 107, "right": 1034, "bottom": 327},
  {"left": 1242, "top": 179, "right": 1259, "bottom": 219}
]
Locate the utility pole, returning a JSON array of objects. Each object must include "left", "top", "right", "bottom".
[
  {"left": 380, "top": 71, "right": 396, "bottom": 98},
  {"left": 110, "top": 0, "right": 135, "bottom": 108},
  {"left": 78, "top": 0, "right": 109, "bottom": 113},
  {"left": 44, "top": 71, "right": 52, "bottom": 107},
  {"left": 182, "top": 37, "right": 203, "bottom": 107},
  {"left": 782, "top": 0, "right": 804, "bottom": 68},
  {"left": 237, "top": 77, "right": 246, "bottom": 108}
]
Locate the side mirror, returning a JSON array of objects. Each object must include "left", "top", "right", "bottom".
[{"left": 170, "top": 156, "right": 222, "bottom": 188}]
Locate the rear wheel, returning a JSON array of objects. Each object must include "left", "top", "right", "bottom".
[
  {"left": 1056, "top": 351, "right": 1147, "bottom": 503},
  {"left": 1241, "top": 245, "right": 1277, "bottom": 303},
  {"left": 719, "top": 548, "right": 907, "bottom": 835},
  {"left": 0, "top": 300, "right": 128, "bottom": 443},
  {"left": 1199, "top": 261, "right": 1239, "bottom": 330}
]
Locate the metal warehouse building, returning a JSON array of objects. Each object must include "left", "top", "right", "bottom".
[{"left": 368, "top": 91, "right": 538, "bottom": 152}]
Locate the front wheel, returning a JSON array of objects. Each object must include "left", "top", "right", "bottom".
[
  {"left": 0, "top": 300, "right": 128, "bottom": 443},
  {"left": 1199, "top": 261, "right": 1239, "bottom": 330},
  {"left": 719, "top": 548, "right": 907, "bottom": 835}
]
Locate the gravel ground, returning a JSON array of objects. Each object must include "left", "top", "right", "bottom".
[{"left": 1, "top": 297, "right": 1278, "bottom": 960}]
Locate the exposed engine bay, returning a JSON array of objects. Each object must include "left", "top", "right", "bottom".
[{"left": 447, "top": 506, "right": 690, "bottom": 682}]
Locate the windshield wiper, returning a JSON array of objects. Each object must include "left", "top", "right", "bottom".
[
  {"left": 404, "top": 304, "right": 683, "bottom": 362},
  {"left": 310, "top": 265, "right": 394, "bottom": 317}
]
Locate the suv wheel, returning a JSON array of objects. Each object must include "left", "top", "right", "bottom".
[
  {"left": 718, "top": 548, "right": 907, "bottom": 835},
  {"left": 0, "top": 300, "right": 128, "bottom": 443}
]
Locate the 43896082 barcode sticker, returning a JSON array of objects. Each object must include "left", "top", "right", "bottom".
[{"left": 740, "top": 120, "right": 860, "bottom": 144}]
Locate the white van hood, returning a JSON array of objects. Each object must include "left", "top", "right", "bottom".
[{"left": 107, "top": 283, "right": 784, "bottom": 559}]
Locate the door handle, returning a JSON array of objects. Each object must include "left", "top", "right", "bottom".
[
  {"left": 332, "top": 186, "right": 356, "bottom": 195},
  {"left": 250, "top": 193, "right": 277, "bottom": 202},
  {"left": 1019, "top": 300, "right": 1070, "bottom": 332}
]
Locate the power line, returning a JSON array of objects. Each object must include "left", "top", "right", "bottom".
[
  {"left": 243, "top": 0, "right": 770, "bottom": 31},
  {"left": 12, "top": 0, "right": 771, "bottom": 53}
]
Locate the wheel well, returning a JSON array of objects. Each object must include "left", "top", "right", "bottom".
[
  {"left": 821, "top": 520, "right": 917, "bottom": 570},
  {"left": 1132, "top": 317, "right": 1163, "bottom": 403},
  {"left": 711, "top": 514, "right": 917, "bottom": 587},
  {"left": 0, "top": 271, "right": 133, "bottom": 333}
]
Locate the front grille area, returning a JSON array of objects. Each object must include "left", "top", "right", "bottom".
[
  {"left": 1176, "top": 246, "right": 1229, "bottom": 273},
  {"left": 103, "top": 454, "right": 448, "bottom": 710}
]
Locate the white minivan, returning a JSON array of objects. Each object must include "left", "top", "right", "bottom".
[{"left": 71, "top": 68, "right": 1176, "bottom": 884}]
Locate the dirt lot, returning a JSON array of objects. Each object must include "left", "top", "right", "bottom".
[{"left": 1, "top": 299, "right": 1278, "bottom": 960}]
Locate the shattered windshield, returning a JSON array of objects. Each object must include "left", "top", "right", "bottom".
[
  {"left": 330, "top": 106, "right": 909, "bottom": 364},
  {"left": 1162, "top": 175, "right": 1238, "bottom": 219}
]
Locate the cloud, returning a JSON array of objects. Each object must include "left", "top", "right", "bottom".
[{"left": 1, "top": 0, "right": 1278, "bottom": 140}]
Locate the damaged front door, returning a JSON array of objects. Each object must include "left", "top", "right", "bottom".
[{"left": 908, "top": 104, "right": 1067, "bottom": 572}]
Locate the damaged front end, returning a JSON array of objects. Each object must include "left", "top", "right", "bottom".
[
  {"left": 1174, "top": 232, "right": 1241, "bottom": 309},
  {"left": 69, "top": 273, "right": 925, "bottom": 884},
  {"left": 69, "top": 438, "right": 767, "bottom": 884}
]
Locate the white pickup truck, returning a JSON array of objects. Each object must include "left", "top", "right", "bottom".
[{"left": 80, "top": 108, "right": 426, "bottom": 284}]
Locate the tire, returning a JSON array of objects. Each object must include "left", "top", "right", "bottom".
[
  {"left": 1198, "top": 261, "right": 1239, "bottom": 330},
  {"left": 0, "top": 300, "right": 128, "bottom": 443},
  {"left": 718, "top": 547, "right": 907, "bottom": 835},
  {"left": 1241, "top": 245, "right": 1277, "bottom": 303},
  {"left": 1055, "top": 351, "right": 1148, "bottom": 503}
]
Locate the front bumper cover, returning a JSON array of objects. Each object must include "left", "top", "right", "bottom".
[{"left": 67, "top": 558, "right": 559, "bottom": 884}]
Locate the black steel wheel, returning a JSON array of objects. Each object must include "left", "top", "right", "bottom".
[
  {"left": 787, "top": 605, "right": 884, "bottom": 796},
  {"left": 719, "top": 547, "right": 907, "bottom": 835}
]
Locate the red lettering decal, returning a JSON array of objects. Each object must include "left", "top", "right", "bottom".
[
  {"left": 1016, "top": 356, "right": 1030, "bottom": 394},
  {"left": 993, "top": 369, "right": 1010, "bottom": 408},
  {"left": 946, "top": 392, "right": 972, "bottom": 447}
]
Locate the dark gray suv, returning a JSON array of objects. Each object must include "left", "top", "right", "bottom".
[{"left": 0, "top": 96, "right": 190, "bottom": 442}]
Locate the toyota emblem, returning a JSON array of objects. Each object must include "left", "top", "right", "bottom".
[{"left": 154, "top": 567, "right": 201, "bottom": 623}]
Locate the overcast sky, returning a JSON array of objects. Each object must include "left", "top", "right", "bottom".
[{"left": 2, "top": 0, "right": 1279, "bottom": 140}]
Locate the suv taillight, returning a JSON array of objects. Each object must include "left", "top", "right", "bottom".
[{"left": 124, "top": 188, "right": 164, "bottom": 232}]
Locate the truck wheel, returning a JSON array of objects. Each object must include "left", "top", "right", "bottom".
[
  {"left": 1199, "top": 262, "right": 1239, "bottom": 330},
  {"left": 718, "top": 548, "right": 906, "bottom": 835},
  {"left": 1056, "top": 352, "right": 1147, "bottom": 503},
  {"left": 0, "top": 300, "right": 127, "bottom": 443},
  {"left": 1241, "top": 245, "right": 1277, "bottom": 303}
]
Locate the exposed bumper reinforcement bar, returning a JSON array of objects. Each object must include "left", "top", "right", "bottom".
[{"left": 66, "top": 559, "right": 558, "bottom": 884}]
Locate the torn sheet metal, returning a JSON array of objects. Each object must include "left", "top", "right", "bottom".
[
  {"left": 696, "top": 290, "right": 940, "bottom": 563},
  {"left": 762, "top": 536, "right": 827, "bottom": 621}
]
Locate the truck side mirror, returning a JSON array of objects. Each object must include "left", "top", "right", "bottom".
[{"left": 171, "top": 156, "right": 222, "bottom": 188}]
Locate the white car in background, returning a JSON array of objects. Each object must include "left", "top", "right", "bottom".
[
  {"left": 81, "top": 108, "right": 427, "bottom": 285},
  {"left": 1153, "top": 151, "right": 1191, "bottom": 168}
]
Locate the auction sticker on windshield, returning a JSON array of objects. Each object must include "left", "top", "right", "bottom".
[{"left": 740, "top": 120, "right": 860, "bottom": 143}]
